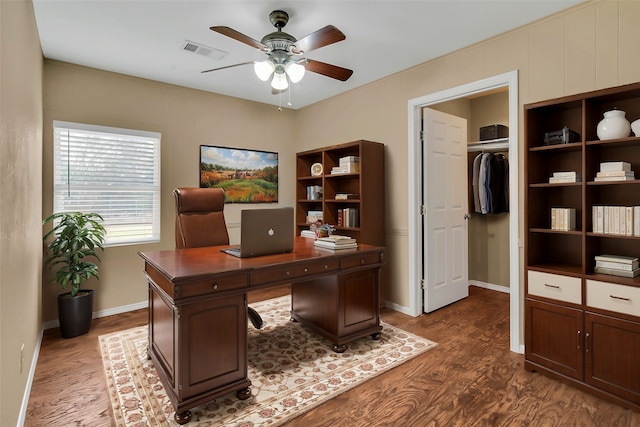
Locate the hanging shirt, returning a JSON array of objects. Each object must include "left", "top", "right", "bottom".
[{"left": 472, "top": 153, "right": 483, "bottom": 213}]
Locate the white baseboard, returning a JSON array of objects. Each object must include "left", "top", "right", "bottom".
[
  {"left": 17, "top": 326, "right": 44, "bottom": 427},
  {"left": 41, "top": 300, "right": 149, "bottom": 331},
  {"left": 385, "top": 281, "right": 510, "bottom": 318},
  {"left": 384, "top": 300, "right": 413, "bottom": 315},
  {"left": 469, "top": 280, "right": 510, "bottom": 294}
]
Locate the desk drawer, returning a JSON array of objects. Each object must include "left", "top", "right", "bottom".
[
  {"left": 340, "top": 252, "right": 382, "bottom": 270},
  {"left": 178, "top": 273, "right": 248, "bottom": 298},
  {"left": 587, "top": 279, "right": 640, "bottom": 317},
  {"left": 528, "top": 270, "right": 581, "bottom": 304},
  {"left": 251, "top": 259, "right": 340, "bottom": 285}
]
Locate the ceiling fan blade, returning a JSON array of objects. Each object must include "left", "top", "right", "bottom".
[
  {"left": 293, "top": 25, "right": 346, "bottom": 54},
  {"left": 210, "top": 26, "right": 267, "bottom": 51},
  {"left": 201, "top": 61, "right": 253, "bottom": 74},
  {"left": 305, "top": 59, "right": 353, "bottom": 81}
]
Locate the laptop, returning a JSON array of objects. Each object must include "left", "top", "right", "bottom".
[{"left": 221, "top": 207, "right": 294, "bottom": 258}]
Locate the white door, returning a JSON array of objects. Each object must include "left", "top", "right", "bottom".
[{"left": 422, "top": 107, "right": 468, "bottom": 312}]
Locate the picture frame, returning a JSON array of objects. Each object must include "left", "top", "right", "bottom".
[{"left": 200, "top": 145, "right": 278, "bottom": 203}]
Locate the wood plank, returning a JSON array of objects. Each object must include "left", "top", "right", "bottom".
[{"left": 25, "top": 286, "right": 640, "bottom": 426}]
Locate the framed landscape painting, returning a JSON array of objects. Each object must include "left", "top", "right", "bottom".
[{"left": 200, "top": 145, "right": 278, "bottom": 203}]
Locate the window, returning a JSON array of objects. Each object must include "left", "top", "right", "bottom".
[{"left": 53, "top": 121, "right": 161, "bottom": 246}]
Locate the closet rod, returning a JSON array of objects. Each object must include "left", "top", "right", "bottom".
[{"left": 467, "top": 138, "right": 509, "bottom": 153}]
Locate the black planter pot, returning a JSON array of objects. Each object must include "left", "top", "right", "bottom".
[{"left": 57, "top": 289, "right": 94, "bottom": 338}]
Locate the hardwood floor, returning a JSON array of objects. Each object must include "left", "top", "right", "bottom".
[{"left": 25, "top": 286, "right": 640, "bottom": 426}]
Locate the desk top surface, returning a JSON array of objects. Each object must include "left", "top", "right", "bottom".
[{"left": 139, "top": 237, "right": 384, "bottom": 282}]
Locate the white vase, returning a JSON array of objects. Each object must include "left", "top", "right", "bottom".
[
  {"left": 597, "top": 109, "right": 631, "bottom": 140},
  {"left": 632, "top": 119, "right": 640, "bottom": 137}
]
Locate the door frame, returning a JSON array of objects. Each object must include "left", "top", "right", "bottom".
[{"left": 407, "top": 70, "right": 522, "bottom": 353}]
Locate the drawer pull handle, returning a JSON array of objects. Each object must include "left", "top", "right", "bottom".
[
  {"left": 212, "top": 283, "right": 218, "bottom": 290},
  {"left": 304, "top": 268, "right": 308, "bottom": 272},
  {"left": 286, "top": 271, "right": 290, "bottom": 276},
  {"left": 544, "top": 283, "right": 560, "bottom": 289},
  {"left": 610, "top": 295, "right": 631, "bottom": 302},
  {"left": 360, "top": 258, "right": 366, "bottom": 265},
  {"left": 325, "top": 264, "right": 329, "bottom": 269}
]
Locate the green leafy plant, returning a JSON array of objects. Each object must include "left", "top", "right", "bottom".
[{"left": 43, "top": 212, "right": 106, "bottom": 297}]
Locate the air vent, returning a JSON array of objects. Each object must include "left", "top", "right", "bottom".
[{"left": 182, "top": 40, "right": 228, "bottom": 61}]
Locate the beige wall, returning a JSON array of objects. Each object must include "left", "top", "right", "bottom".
[
  {"left": 0, "top": 1, "right": 43, "bottom": 426},
  {"left": 294, "top": 0, "right": 640, "bottom": 307},
  {"left": 42, "top": 61, "right": 297, "bottom": 322}
]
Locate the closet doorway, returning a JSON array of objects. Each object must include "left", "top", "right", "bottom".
[{"left": 408, "top": 70, "right": 522, "bottom": 353}]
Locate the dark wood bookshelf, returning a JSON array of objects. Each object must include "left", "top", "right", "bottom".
[{"left": 524, "top": 82, "right": 640, "bottom": 412}]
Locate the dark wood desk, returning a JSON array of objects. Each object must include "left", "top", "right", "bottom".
[{"left": 139, "top": 237, "right": 384, "bottom": 424}]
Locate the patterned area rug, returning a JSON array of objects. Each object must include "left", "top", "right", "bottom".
[{"left": 99, "top": 296, "right": 437, "bottom": 426}]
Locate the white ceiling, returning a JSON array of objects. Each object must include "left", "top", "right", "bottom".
[{"left": 32, "top": 0, "right": 584, "bottom": 110}]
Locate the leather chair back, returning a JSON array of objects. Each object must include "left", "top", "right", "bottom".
[{"left": 174, "top": 187, "right": 229, "bottom": 249}]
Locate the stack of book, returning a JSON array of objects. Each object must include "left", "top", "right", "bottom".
[
  {"left": 551, "top": 207, "right": 576, "bottom": 231},
  {"left": 594, "top": 161, "right": 635, "bottom": 181},
  {"left": 300, "top": 230, "right": 316, "bottom": 239},
  {"left": 313, "top": 235, "right": 358, "bottom": 250},
  {"left": 331, "top": 156, "right": 360, "bottom": 174},
  {"left": 549, "top": 171, "right": 581, "bottom": 183},
  {"left": 594, "top": 254, "right": 640, "bottom": 278}
]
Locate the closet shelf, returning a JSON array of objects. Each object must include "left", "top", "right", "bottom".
[{"left": 467, "top": 137, "right": 509, "bottom": 152}]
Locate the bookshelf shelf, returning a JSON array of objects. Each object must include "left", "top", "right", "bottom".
[{"left": 524, "top": 82, "right": 640, "bottom": 411}]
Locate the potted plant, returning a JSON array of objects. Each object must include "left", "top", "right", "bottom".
[{"left": 43, "top": 212, "right": 106, "bottom": 338}]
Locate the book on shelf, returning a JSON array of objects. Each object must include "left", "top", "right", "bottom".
[
  {"left": 553, "top": 171, "right": 580, "bottom": 178},
  {"left": 594, "top": 176, "right": 635, "bottom": 182},
  {"left": 551, "top": 208, "right": 576, "bottom": 231},
  {"left": 549, "top": 177, "right": 581, "bottom": 183},
  {"left": 331, "top": 164, "right": 360, "bottom": 174},
  {"left": 339, "top": 156, "right": 360, "bottom": 166},
  {"left": 594, "top": 266, "right": 640, "bottom": 278},
  {"left": 335, "top": 193, "right": 359, "bottom": 200},
  {"left": 337, "top": 208, "right": 360, "bottom": 228},
  {"left": 596, "top": 170, "right": 635, "bottom": 177},
  {"left": 549, "top": 171, "right": 581, "bottom": 183},
  {"left": 592, "top": 206, "right": 638, "bottom": 235},
  {"left": 594, "top": 254, "right": 639, "bottom": 264},
  {"left": 600, "top": 161, "right": 632, "bottom": 172},
  {"left": 306, "top": 185, "right": 323, "bottom": 200},
  {"left": 595, "top": 259, "right": 640, "bottom": 271}
]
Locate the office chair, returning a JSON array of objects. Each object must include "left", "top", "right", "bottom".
[{"left": 173, "top": 187, "right": 263, "bottom": 329}]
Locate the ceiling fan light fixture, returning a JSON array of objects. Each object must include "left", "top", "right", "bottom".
[
  {"left": 271, "top": 72, "right": 289, "bottom": 91},
  {"left": 254, "top": 60, "right": 275, "bottom": 81},
  {"left": 285, "top": 62, "right": 305, "bottom": 83}
]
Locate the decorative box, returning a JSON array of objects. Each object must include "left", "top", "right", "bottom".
[{"left": 479, "top": 124, "right": 509, "bottom": 141}]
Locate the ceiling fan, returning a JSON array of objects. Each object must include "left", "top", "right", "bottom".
[{"left": 202, "top": 10, "right": 353, "bottom": 92}]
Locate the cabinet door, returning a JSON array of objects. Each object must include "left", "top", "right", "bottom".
[
  {"left": 339, "top": 268, "right": 379, "bottom": 336},
  {"left": 585, "top": 312, "right": 640, "bottom": 404},
  {"left": 525, "top": 298, "right": 583, "bottom": 380},
  {"left": 178, "top": 294, "right": 247, "bottom": 399}
]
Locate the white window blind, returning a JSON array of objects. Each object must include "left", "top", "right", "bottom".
[{"left": 53, "top": 121, "right": 161, "bottom": 246}]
